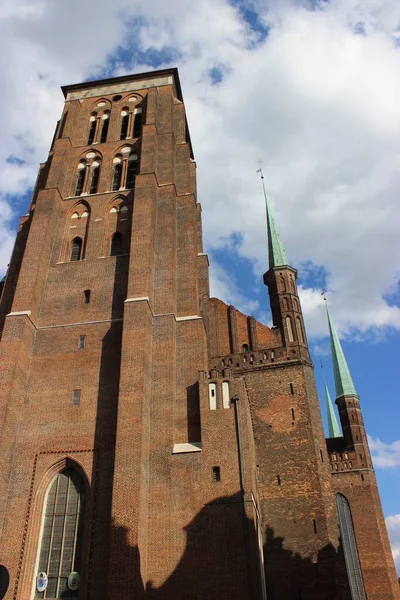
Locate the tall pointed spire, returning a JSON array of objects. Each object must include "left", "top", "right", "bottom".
[
  {"left": 321, "top": 362, "right": 341, "bottom": 438},
  {"left": 259, "top": 169, "right": 288, "bottom": 270},
  {"left": 325, "top": 300, "right": 357, "bottom": 398}
]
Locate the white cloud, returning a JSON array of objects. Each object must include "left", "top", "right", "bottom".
[
  {"left": 1, "top": 0, "right": 400, "bottom": 341},
  {"left": 369, "top": 436, "right": 400, "bottom": 468},
  {"left": 386, "top": 514, "right": 400, "bottom": 574}
]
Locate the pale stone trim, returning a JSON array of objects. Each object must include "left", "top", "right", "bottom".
[
  {"left": 66, "top": 76, "right": 174, "bottom": 101},
  {"left": 172, "top": 442, "right": 201, "bottom": 454}
]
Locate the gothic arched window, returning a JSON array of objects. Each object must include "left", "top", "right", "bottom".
[
  {"left": 70, "top": 237, "right": 82, "bottom": 262},
  {"left": 336, "top": 494, "right": 366, "bottom": 600},
  {"left": 99, "top": 111, "right": 110, "bottom": 143},
  {"left": 120, "top": 109, "right": 129, "bottom": 140},
  {"left": 35, "top": 468, "right": 86, "bottom": 599},
  {"left": 75, "top": 162, "right": 86, "bottom": 196},
  {"left": 110, "top": 232, "right": 123, "bottom": 256},
  {"left": 286, "top": 316, "right": 294, "bottom": 342},
  {"left": 89, "top": 161, "right": 101, "bottom": 194},
  {"left": 87, "top": 113, "right": 97, "bottom": 145},
  {"left": 112, "top": 158, "right": 122, "bottom": 191},
  {"left": 132, "top": 108, "right": 142, "bottom": 138}
]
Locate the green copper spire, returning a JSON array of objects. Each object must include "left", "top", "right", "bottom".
[
  {"left": 259, "top": 170, "right": 288, "bottom": 270},
  {"left": 321, "top": 364, "right": 341, "bottom": 438},
  {"left": 325, "top": 301, "right": 357, "bottom": 398}
]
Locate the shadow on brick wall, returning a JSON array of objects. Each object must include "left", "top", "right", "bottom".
[
  {"left": 104, "top": 491, "right": 351, "bottom": 600},
  {"left": 89, "top": 253, "right": 128, "bottom": 598}
]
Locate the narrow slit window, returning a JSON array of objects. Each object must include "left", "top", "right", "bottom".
[
  {"left": 313, "top": 519, "right": 317, "bottom": 534},
  {"left": 70, "top": 237, "right": 82, "bottom": 262},
  {"left": 291, "top": 408, "right": 295, "bottom": 421},
  {"left": 133, "top": 109, "right": 142, "bottom": 137},
  {"left": 290, "top": 382, "right": 294, "bottom": 395},
  {"left": 277, "top": 474, "right": 281, "bottom": 486},
  {"left": 72, "top": 389, "right": 81, "bottom": 406},
  {"left": 212, "top": 466, "right": 221, "bottom": 482},
  {"left": 100, "top": 112, "right": 110, "bottom": 143},
  {"left": 78, "top": 335, "right": 86, "bottom": 349},
  {"left": 84, "top": 289, "right": 91, "bottom": 304}
]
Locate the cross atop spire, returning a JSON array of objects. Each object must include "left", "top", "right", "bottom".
[
  {"left": 258, "top": 169, "right": 288, "bottom": 270},
  {"left": 321, "top": 361, "right": 342, "bottom": 438},
  {"left": 325, "top": 299, "right": 357, "bottom": 398}
]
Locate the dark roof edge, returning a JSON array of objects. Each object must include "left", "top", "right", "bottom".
[{"left": 61, "top": 67, "right": 183, "bottom": 100}]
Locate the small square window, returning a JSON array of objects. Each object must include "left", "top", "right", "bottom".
[
  {"left": 78, "top": 335, "right": 86, "bottom": 349},
  {"left": 72, "top": 390, "right": 81, "bottom": 406}
]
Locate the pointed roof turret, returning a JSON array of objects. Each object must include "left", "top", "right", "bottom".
[
  {"left": 321, "top": 363, "right": 341, "bottom": 438},
  {"left": 325, "top": 301, "right": 357, "bottom": 398},
  {"left": 259, "top": 170, "right": 288, "bottom": 270}
]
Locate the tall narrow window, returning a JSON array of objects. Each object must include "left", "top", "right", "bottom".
[
  {"left": 296, "top": 317, "right": 305, "bottom": 344},
  {"left": 70, "top": 238, "right": 82, "bottom": 262},
  {"left": 89, "top": 162, "right": 100, "bottom": 194},
  {"left": 126, "top": 154, "right": 138, "bottom": 189},
  {"left": 84, "top": 290, "right": 91, "bottom": 304},
  {"left": 75, "top": 163, "right": 86, "bottom": 196},
  {"left": 112, "top": 159, "right": 122, "bottom": 191},
  {"left": 133, "top": 108, "right": 142, "bottom": 137},
  {"left": 120, "top": 110, "right": 129, "bottom": 140},
  {"left": 87, "top": 113, "right": 97, "bottom": 145},
  {"left": 222, "top": 381, "right": 230, "bottom": 409},
  {"left": 35, "top": 469, "right": 86, "bottom": 599},
  {"left": 286, "top": 316, "right": 294, "bottom": 342},
  {"left": 110, "top": 232, "right": 123, "bottom": 256},
  {"left": 336, "top": 494, "right": 367, "bottom": 600},
  {"left": 99, "top": 111, "right": 110, "bottom": 143},
  {"left": 209, "top": 383, "right": 217, "bottom": 410}
]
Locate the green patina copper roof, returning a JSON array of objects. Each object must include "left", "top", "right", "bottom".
[
  {"left": 324, "top": 379, "right": 341, "bottom": 438},
  {"left": 261, "top": 176, "right": 288, "bottom": 270},
  {"left": 326, "top": 303, "right": 357, "bottom": 398}
]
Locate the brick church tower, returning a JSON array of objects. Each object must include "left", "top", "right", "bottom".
[{"left": 0, "top": 68, "right": 398, "bottom": 600}]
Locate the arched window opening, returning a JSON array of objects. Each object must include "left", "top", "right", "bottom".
[
  {"left": 120, "top": 205, "right": 128, "bottom": 214},
  {"left": 87, "top": 113, "right": 97, "bottom": 145},
  {"left": 280, "top": 276, "right": 286, "bottom": 292},
  {"left": 336, "top": 494, "right": 366, "bottom": 600},
  {"left": 126, "top": 154, "right": 138, "bottom": 189},
  {"left": 71, "top": 212, "right": 79, "bottom": 220},
  {"left": 99, "top": 111, "right": 110, "bottom": 143},
  {"left": 120, "top": 110, "right": 129, "bottom": 140},
  {"left": 283, "top": 297, "right": 289, "bottom": 311},
  {"left": 35, "top": 468, "right": 86, "bottom": 599},
  {"left": 70, "top": 237, "right": 82, "bottom": 262},
  {"left": 110, "top": 232, "right": 123, "bottom": 256},
  {"left": 112, "top": 160, "right": 123, "bottom": 191},
  {"left": 89, "top": 162, "right": 100, "bottom": 194},
  {"left": 75, "top": 163, "right": 86, "bottom": 196},
  {"left": 222, "top": 381, "right": 230, "bottom": 409},
  {"left": 286, "top": 316, "right": 294, "bottom": 342},
  {"left": 209, "top": 383, "right": 217, "bottom": 410},
  {"left": 296, "top": 317, "right": 305, "bottom": 344},
  {"left": 133, "top": 108, "right": 142, "bottom": 138}
]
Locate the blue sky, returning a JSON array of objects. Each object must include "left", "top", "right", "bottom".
[{"left": 1, "top": 0, "right": 399, "bottom": 571}]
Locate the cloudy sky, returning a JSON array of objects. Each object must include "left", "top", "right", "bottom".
[{"left": 1, "top": 0, "right": 399, "bottom": 572}]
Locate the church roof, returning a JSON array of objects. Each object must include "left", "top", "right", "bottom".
[{"left": 326, "top": 303, "right": 357, "bottom": 398}]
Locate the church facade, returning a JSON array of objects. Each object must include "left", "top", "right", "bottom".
[{"left": 0, "top": 68, "right": 398, "bottom": 600}]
